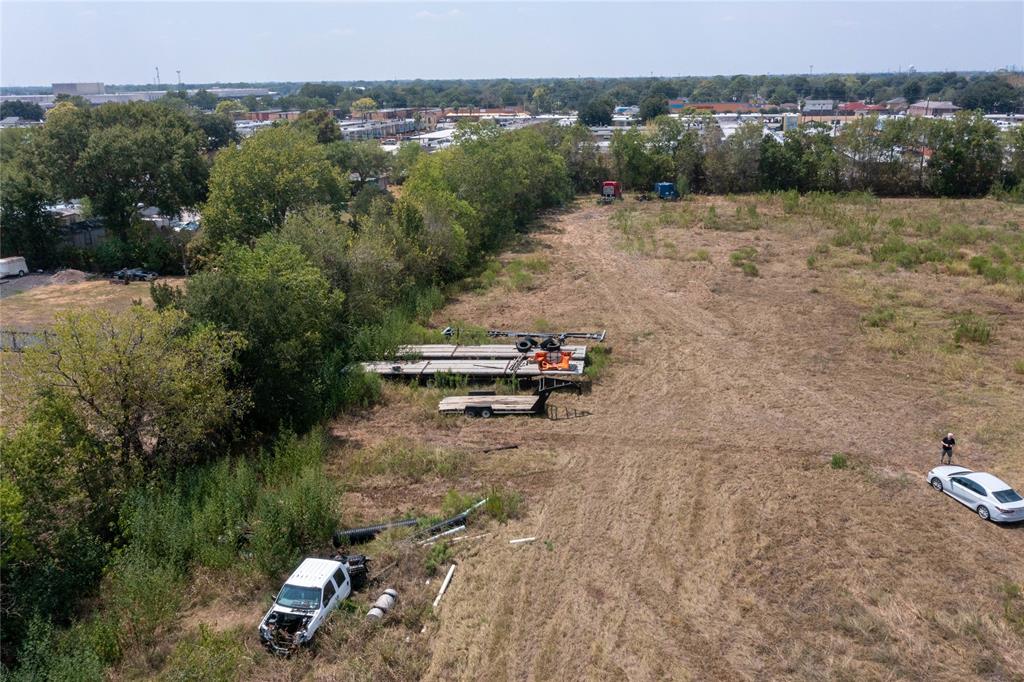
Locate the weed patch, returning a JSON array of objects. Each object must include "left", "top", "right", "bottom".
[
  {"left": 862, "top": 306, "right": 897, "bottom": 329},
  {"left": 830, "top": 453, "right": 850, "bottom": 470},
  {"left": 346, "top": 438, "right": 467, "bottom": 483},
  {"left": 584, "top": 344, "right": 612, "bottom": 380},
  {"left": 952, "top": 312, "right": 993, "bottom": 345},
  {"left": 729, "top": 247, "right": 759, "bottom": 276}
]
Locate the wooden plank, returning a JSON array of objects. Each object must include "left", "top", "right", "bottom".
[
  {"left": 361, "top": 359, "right": 584, "bottom": 377},
  {"left": 439, "top": 396, "right": 540, "bottom": 409},
  {"left": 397, "top": 344, "right": 587, "bottom": 360}
]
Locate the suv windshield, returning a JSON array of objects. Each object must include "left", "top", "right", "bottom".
[
  {"left": 276, "top": 584, "right": 320, "bottom": 610},
  {"left": 993, "top": 489, "right": 1023, "bottom": 504}
]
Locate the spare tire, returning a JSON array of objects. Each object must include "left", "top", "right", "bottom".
[
  {"left": 539, "top": 337, "right": 561, "bottom": 351},
  {"left": 515, "top": 339, "right": 533, "bottom": 353}
]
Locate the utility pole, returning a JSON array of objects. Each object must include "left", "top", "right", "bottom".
[{"left": 155, "top": 67, "right": 160, "bottom": 87}]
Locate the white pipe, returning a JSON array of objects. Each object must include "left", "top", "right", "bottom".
[
  {"left": 509, "top": 537, "right": 536, "bottom": 544},
  {"left": 432, "top": 564, "right": 456, "bottom": 609},
  {"left": 420, "top": 525, "right": 466, "bottom": 545}
]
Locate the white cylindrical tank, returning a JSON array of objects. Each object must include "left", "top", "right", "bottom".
[{"left": 367, "top": 588, "right": 398, "bottom": 619}]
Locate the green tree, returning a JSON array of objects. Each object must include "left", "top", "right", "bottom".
[
  {"left": 193, "top": 112, "right": 239, "bottom": 151},
  {"left": 20, "top": 307, "right": 246, "bottom": 471},
  {"left": 578, "top": 96, "right": 613, "bottom": 126},
  {"left": 0, "top": 132, "right": 61, "bottom": 267},
  {"left": 639, "top": 95, "right": 668, "bottom": 122},
  {"left": 295, "top": 109, "right": 340, "bottom": 144},
  {"left": 957, "top": 75, "right": 1022, "bottom": 113},
  {"left": 182, "top": 235, "right": 346, "bottom": 432},
  {"left": 37, "top": 101, "right": 208, "bottom": 239},
  {"left": 704, "top": 122, "right": 764, "bottom": 193},
  {"left": 610, "top": 127, "right": 661, "bottom": 190},
  {"left": 0, "top": 100, "right": 45, "bottom": 121},
  {"left": 324, "top": 139, "right": 391, "bottom": 187},
  {"left": 928, "top": 111, "right": 1002, "bottom": 197},
  {"left": 351, "top": 97, "right": 378, "bottom": 116},
  {"left": 391, "top": 141, "right": 424, "bottom": 183},
  {"left": 200, "top": 125, "right": 348, "bottom": 246},
  {"left": 902, "top": 80, "right": 923, "bottom": 104},
  {"left": 214, "top": 99, "right": 248, "bottom": 115},
  {"left": 189, "top": 89, "right": 219, "bottom": 111}
]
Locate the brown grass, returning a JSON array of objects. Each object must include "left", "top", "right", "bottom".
[
  {"left": 113, "top": 196, "right": 1024, "bottom": 680},
  {"left": 0, "top": 278, "right": 185, "bottom": 330}
]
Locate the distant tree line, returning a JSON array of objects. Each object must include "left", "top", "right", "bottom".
[
  {"left": 170, "top": 73, "right": 1024, "bottom": 115},
  {"left": 599, "top": 112, "right": 1023, "bottom": 198}
]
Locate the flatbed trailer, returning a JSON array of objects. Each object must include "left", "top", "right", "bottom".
[
  {"left": 361, "top": 358, "right": 584, "bottom": 377},
  {"left": 397, "top": 344, "right": 586, "bottom": 360},
  {"left": 438, "top": 378, "right": 583, "bottom": 418},
  {"left": 438, "top": 394, "right": 543, "bottom": 417}
]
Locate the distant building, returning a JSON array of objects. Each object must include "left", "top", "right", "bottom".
[
  {"left": 837, "top": 101, "right": 887, "bottom": 115},
  {"left": 668, "top": 99, "right": 755, "bottom": 113},
  {"left": 52, "top": 82, "right": 105, "bottom": 96},
  {"left": 802, "top": 99, "right": 836, "bottom": 114},
  {"left": 907, "top": 100, "right": 959, "bottom": 117},
  {"left": 0, "top": 116, "right": 41, "bottom": 129},
  {"left": 884, "top": 97, "right": 908, "bottom": 112}
]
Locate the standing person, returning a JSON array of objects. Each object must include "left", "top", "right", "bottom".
[{"left": 940, "top": 432, "right": 956, "bottom": 464}]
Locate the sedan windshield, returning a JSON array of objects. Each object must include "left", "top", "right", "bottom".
[
  {"left": 993, "top": 489, "right": 1023, "bottom": 504},
  {"left": 276, "top": 584, "right": 320, "bottom": 609}
]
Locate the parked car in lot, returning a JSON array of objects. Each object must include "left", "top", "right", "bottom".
[
  {"left": 927, "top": 465, "right": 1024, "bottom": 523},
  {"left": 111, "top": 268, "right": 158, "bottom": 282}
]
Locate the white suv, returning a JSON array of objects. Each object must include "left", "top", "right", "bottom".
[{"left": 259, "top": 558, "right": 352, "bottom": 654}]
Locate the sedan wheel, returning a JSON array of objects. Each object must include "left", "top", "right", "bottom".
[
  {"left": 977, "top": 506, "right": 991, "bottom": 521},
  {"left": 930, "top": 478, "right": 943, "bottom": 492}
]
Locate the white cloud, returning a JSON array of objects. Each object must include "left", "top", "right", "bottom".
[{"left": 414, "top": 8, "right": 463, "bottom": 20}]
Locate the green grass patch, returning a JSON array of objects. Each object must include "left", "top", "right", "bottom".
[
  {"left": 862, "top": 305, "right": 897, "bottom": 329},
  {"left": 346, "top": 438, "right": 467, "bottom": 483},
  {"left": 952, "top": 312, "right": 993, "bottom": 345},
  {"left": 160, "top": 625, "right": 248, "bottom": 682},
  {"left": 1014, "top": 359, "right": 1024, "bottom": 375},
  {"left": 730, "top": 246, "right": 760, "bottom": 275},
  {"left": 685, "top": 248, "right": 711, "bottom": 262},
  {"left": 584, "top": 344, "right": 612, "bottom": 380},
  {"left": 1002, "top": 582, "right": 1024, "bottom": 634},
  {"left": 830, "top": 453, "right": 849, "bottom": 470}
]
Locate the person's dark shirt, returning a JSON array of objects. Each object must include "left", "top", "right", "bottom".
[{"left": 942, "top": 436, "right": 956, "bottom": 450}]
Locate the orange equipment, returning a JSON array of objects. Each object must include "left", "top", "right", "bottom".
[{"left": 533, "top": 350, "right": 572, "bottom": 372}]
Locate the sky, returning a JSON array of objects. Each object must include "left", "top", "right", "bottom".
[{"left": 1, "top": 1, "right": 1022, "bottom": 86}]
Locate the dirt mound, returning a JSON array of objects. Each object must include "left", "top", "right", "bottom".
[{"left": 49, "top": 269, "right": 87, "bottom": 285}]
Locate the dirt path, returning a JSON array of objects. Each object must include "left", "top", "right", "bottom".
[{"left": 406, "top": 200, "right": 1024, "bottom": 680}]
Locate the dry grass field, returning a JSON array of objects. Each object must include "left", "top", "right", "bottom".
[
  {"left": 107, "top": 195, "right": 1024, "bottom": 680},
  {"left": 0, "top": 277, "right": 185, "bottom": 331}
]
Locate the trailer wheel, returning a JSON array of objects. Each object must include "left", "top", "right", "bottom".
[
  {"left": 480, "top": 407, "right": 493, "bottom": 419},
  {"left": 464, "top": 407, "right": 479, "bottom": 418}
]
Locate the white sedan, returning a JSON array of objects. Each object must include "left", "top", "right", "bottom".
[{"left": 927, "top": 466, "right": 1024, "bottom": 523}]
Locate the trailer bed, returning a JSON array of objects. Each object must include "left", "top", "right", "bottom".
[
  {"left": 438, "top": 395, "right": 542, "bottom": 415},
  {"left": 398, "top": 344, "right": 586, "bottom": 360},
  {"left": 361, "top": 359, "right": 585, "bottom": 377}
]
